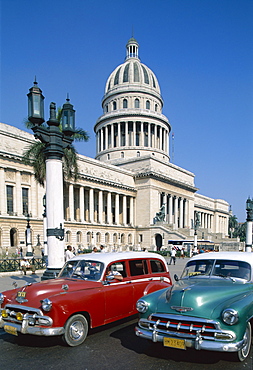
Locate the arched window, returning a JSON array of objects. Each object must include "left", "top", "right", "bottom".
[
  {"left": 66, "top": 230, "right": 71, "bottom": 243},
  {"left": 121, "top": 234, "right": 125, "bottom": 244},
  {"left": 146, "top": 100, "right": 150, "bottom": 109},
  {"left": 113, "top": 233, "right": 118, "bottom": 244},
  {"left": 113, "top": 101, "right": 117, "bottom": 110},
  {"left": 10, "top": 228, "right": 17, "bottom": 247},
  {"left": 107, "top": 154, "right": 110, "bottom": 160},
  {"left": 76, "top": 231, "right": 81, "bottom": 243},
  {"left": 96, "top": 232, "right": 101, "bottom": 244},
  {"left": 155, "top": 104, "right": 158, "bottom": 112},
  {"left": 128, "top": 234, "right": 132, "bottom": 245},
  {"left": 123, "top": 99, "right": 128, "bottom": 108},
  {"left": 105, "top": 233, "right": 109, "bottom": 243},
  {"left": 121, "top": 152, "right": 124, "bottom": 158},
  {"left": 87, "top": 232, "right": 92, "bottom": 244},
  {"left": 135, "top": 98, "right": 140, "bottom": 108},
  {"left": 137, "top": 151, "right": 140, "bottom": 157}
]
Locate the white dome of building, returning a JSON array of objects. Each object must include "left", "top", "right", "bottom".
[{"left": 95, "top": 38, "right": 171, "bottom": 163}]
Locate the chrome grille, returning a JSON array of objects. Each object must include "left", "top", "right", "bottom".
[{"left": 143, "top": 313, "right": 220, "bottom": 340}]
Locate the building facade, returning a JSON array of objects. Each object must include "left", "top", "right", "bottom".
[{"left": 0, "top": 38, "right": 229, "bottom": 256}]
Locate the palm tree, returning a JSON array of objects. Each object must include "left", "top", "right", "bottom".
[
  {"left": 228, "top": 214, "right": 238, "bottom": 238},
  {"left": 22, "top": 108, "right": 89, "bottom": 186}
]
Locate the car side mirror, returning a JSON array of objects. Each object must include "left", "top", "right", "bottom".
[{"left": 174, "top": 274, "right": 179, "bottom": 282}]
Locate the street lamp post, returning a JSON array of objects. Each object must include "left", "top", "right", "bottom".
[
  {"left": 42, "top": 194, "right": 48, "bottom": 264},
  {"left": 193, "top": 212, "right": 201, "bottom": 255},
  {"left": 25, "top": 213, "right": 33, "bottom": 256},
  {"left": 246, "top": 198, "right": 253, "bottom": 252},
  {"left": 27, "top": 80, "right": 75, "bottom": 279}
]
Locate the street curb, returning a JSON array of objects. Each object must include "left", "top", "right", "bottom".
[{"left": 0, "top": 269, "right": 46, "bottom": 277}]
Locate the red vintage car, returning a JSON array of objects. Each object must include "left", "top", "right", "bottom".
[{"left": 0, "top": 251, "right": 171, "bottom": 346}]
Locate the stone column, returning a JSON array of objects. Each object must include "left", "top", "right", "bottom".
[
  {"left": 174, "top": 196, "right": 178, "bottom": 229},
  {"left": 118, "top": 122, "right": 121, "bottom": 147},
  {"left": 105, "top": 125, "right": 108, "bottom": 150},
  {"left": 168, "top": 195, "right": 173, "bottom": 224},
  {"left": 98, "top": 190, "right": 103, "bottom": 223},
  {"left": 111, "top": 124, "right": 114, "bottom": 148},
  {"left": 0, "top": 167, "right": 5, "bottom": 215},
  {"left": 130, "top": 196, "right": 134, "bottom": 226},
  {"left": 148, "top": 122, "right": 151, "bottom": 147},
  {"left": 125, "top": 121, "right": 129, "bottom": 146},
  {"left": 68, "top": 183, "right": 74, "bottom": 221},
  {"left": 16, "top": 171, "right": 22, "bottom": 216},
  {"left": 179, "top": 197, "right": 183, "bottom": 228},
  {"left": 89, "top": 188, "right": 94, "bottom": 223},
  {"left": 79, "top": 186, "right": 84, "bottom": 222},
  {"left": 140, "top": 122, "right": 144, "bottom": 146},
  {"left": 123, "top": 195, "right": 127, "bottom": 225},
  {"left": 133, "top": 121, "right": 136, "bottom": 146},
  {"left": 107, "top": 191, "right": 112, "bottom": 224},
  {"left": 115, "top": 193, "right": 119, "bottom": 225},
  {"left": 101, "top": 128, "right": 104, "bottom": 151}
]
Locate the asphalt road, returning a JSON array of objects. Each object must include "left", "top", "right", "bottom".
[{"left": 0, "top": 257, "right": 252, "bottom": 369}]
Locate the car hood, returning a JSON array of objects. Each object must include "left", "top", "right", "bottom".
[
  {"left": 3, "top": 278, "right": 101, "bottom": 307},
  {"left": 155, "top": 277, "right": 251, "bottom": 318}
]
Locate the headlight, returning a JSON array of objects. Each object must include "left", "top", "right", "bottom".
[
  {"left": 41, "top": 298, "right": 52, "bottom": 312},
  {"left": 222, "top": 308, "right": 239, "bottom": 325},
  {"left": 0, "top": 293, "right": 5, "bottom": 305},
  {"left": 136, "top": 299, "right": 149, "bottom": 313}
]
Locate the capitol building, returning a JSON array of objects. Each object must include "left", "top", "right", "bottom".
[{"left": 0, "top": 38, "right": 230, "bottom": 255}]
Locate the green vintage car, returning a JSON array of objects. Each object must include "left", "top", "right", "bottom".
[{"left": 135, "top": 252, "right": 253, "bottom": 362}]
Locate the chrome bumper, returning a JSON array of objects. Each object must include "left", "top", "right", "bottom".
[
  {"left": 135, "top": 326, "right": 245, "bottom": 353},
  {"left": 0, "top": 314, "right": 64, "bottom": 336}
]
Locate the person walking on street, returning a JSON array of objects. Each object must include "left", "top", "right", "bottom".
[{"left": 169, "top": 247, "right": 177, "bottom": 265}]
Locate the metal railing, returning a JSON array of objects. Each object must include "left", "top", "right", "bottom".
[{"left": 0, "top": 258, "right": 46, "bottom": 273}]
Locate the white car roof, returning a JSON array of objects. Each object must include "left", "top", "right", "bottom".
[
  {"left": 190, "top": 252, "right": 253, "bottom": 266},
  {"left": 69, "top": 251, "right": 167, "bottom": 265}
]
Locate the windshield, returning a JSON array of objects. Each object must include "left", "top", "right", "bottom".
[
  {"left": 181, "top": 259, "right": 251, "bottom": 281},
  {"left": 59, "top": 260, "right": 104, "bottom": 281}
]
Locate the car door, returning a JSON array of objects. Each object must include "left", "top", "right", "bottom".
[{"left": 103, "top": 260, "right": 134, "bottom": 323}]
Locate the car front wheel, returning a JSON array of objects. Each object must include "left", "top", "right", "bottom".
[
  {"left": 235, "top": 321, "right": 252, "bottom": 362},
  {"left": 63, "top": 314, "right": 88, "bottom": 347}
]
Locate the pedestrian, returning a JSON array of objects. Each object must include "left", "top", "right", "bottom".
[
  {"left": 20, "top": 257, "right": 36, "bottom": 275},
  {"left": 20, "top": 246, "right": 23, "bottom": 258},
  {"left": 180, "top": 247, "right": 185, "bottom": 259},
  {"left": 169, "top": 247, "right": 176, "bottom": 265},
  {"left": 65, "top": 245, "right": 75, "bottom": 261}
]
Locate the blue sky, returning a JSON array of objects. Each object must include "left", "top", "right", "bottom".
[{"left": 0, "top": 0, "right": 252, "bottom": 222}]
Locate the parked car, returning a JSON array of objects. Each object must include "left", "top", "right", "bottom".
[
  {"left": 135, "top": 252, "right": 253, "bottom": 362},
  {"left": 0, "top": 251, "right": 171, "bottom": 346}
]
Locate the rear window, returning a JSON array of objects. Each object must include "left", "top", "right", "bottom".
[
  {"left": 129, "top": 259, "right": 148, "bottom": 276},
  {"left": 150, "top": 259, "right": 165, "bottom": 273}
]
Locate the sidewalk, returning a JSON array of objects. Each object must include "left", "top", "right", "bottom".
[{"left": 0, "top": 270, "right": 45, "bottom": 291}]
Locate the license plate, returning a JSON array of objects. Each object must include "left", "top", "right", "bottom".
[
  {"left": 4, "top": 324, "right": 18, "bottom": 336},
  {"left": 163, "top": 337, "right": 186, "bottom": 350},
  {"left": 17, "top": 291, "right": 26, "bottom": 298}
]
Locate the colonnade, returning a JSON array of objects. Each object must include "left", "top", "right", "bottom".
[
  {"left": 65, "top": 184, "right": 134, "bottom": 226},
  {"left": 197, "top": 211, "right": 213, "bottom": 230},
  {"left": 96, "top": 121, "right": 169, "bottom": 153},
  {"left": 160, "top": 193, "right": 189, "bottom": 229}
]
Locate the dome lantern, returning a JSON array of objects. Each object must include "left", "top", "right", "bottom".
[{"left": 126, "top": 37, "right": 139, "bottom": 60}]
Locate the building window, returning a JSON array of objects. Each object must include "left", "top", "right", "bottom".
[
  {"left": 107, "top": 154, "right": 110, "bottom": 160},
  {"left": 105, "top": 233, "right": 109, "bottom": 243},
  {"left": 22, "top": 188, "right": 29, "bottom": 215},
  {"left": 121, "top": 152, "right": 124, "bottom": 158},
  {"left": 123, "top": 99, "right": 128, "bottom": 108},
  {"left": 6, "top": 185, "right": 14, "bottom": 214},
  {"left": 96, "top": 232, "right": 101, "bottom": 244},
  {"left": 155, "top": 104, "right": 158, "bottom": 112},
  {"left": 135, "top": 99, "right": 140, "bottom": 108},
  {"left": 137, "top": 151, "right": 140, "bottom": 157},
  {"left": 66, "top": 230, "right": 71, "bottom": 243},
  {"left": 87, "top": 232, "right": 91, "bottom": 245},
  {"left": 146, "top": 100, "right": 150, "bottom": 109},
  {"left": 113, "top": 101, "right": 117, "bottom": 110},
  {"left": 76, "top": 231, "right": 81, "bottom": 243}
]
